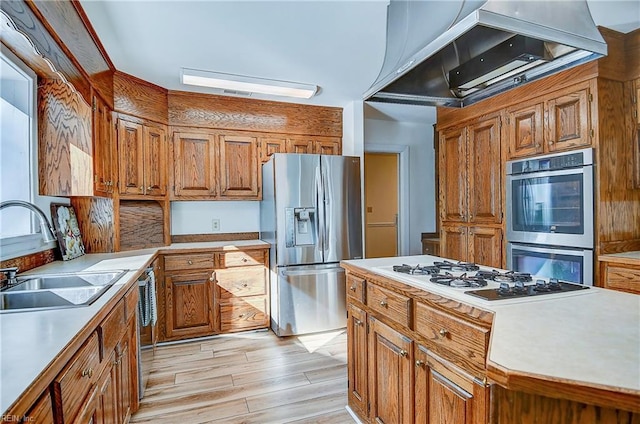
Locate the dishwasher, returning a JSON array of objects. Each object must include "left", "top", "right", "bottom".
[{"left": 137, "top": 266, "right": 157, "bottom": 399}]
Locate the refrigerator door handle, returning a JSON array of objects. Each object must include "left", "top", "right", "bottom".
[
  {"left": 315, "top": 165, "right": 325, "bottom": 255},
  {"left": 322, "top": 166, "right": 329, "bottom": 254}
]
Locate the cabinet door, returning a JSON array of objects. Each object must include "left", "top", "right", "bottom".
[
  {"left": 287, "top": 137, "right": 314, "bottom": 154},
  {"left": 218, "top": 134, "right": 259, "bottom": 198},
  {"left": 165, "top": 272, "right": 215, "bottom": 339},
  {"left": 117, "top": 120, "right": 144, "bottom": 195},
  {"left": 25, "top": 391, "right": 55, "bottom": 424},
  {"left": 368, "top": 316, "right": 413, "bottom": 424},
  {"left": 441, "top": 225, "right": 468, "bottom": 262},
  {"left": 546, "top": 86, "right": 592, "bottom": 152},
  {"left": 415, "top": 346, "right": 489, "bottom": 424},
  {"left": 315, "top": 137, "right": 341, "bottom": 155},
  {"left": 468, "top": 227, "right": 502, "bottom": 268},
  {"left": 143, "top": 125, "right": 167, "bottom": 196},
  {"left": 97, "top": 350, "right": 119, "bottom": 424},
  {"left": 507, "top": 102, "right": 544, "bottom": 159},
  {"left": 172, "top": 132, "right": 217, "bottom": 198},
  {"left": 440, "top": 126, "right": 468, "bottom": 222},
  {"left": 93, "top": 95, "right": 114, "bottom": 196},
  {"left": 347, "top": 303, "right": 368, "bottom": 418},
  {"left": 468, "top": 117, "right": 501, "bottom": 224},
  {"left": 259, "top": 136, "right": 286, "bottom": 163},
  {"left": 117, "top": 329, "right": 133, "bottom": 423}
]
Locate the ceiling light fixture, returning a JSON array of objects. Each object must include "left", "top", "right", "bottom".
[{"left": 181, "top": 68, "right": 318, "bottom": 99}]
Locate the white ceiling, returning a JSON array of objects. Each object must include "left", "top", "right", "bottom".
[{"left": 80, "top": 0, "right": 640, "bottom": 122}]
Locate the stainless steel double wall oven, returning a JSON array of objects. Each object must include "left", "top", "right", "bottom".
[{"left": 506, "top": 148, "right": 594, "bottom": 284}]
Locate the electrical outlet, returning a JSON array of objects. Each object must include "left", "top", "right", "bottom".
[{"left": 211, "top": 219, "right": 220, "bottom": 232}]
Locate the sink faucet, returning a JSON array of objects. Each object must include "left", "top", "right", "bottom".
[{"left": 0, "top": 200, "right": 57, "bottom": 244}]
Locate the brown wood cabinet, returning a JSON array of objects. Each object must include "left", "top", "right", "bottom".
[
  {"left": 439, "top": 114, "right": 502, "bottom": 266},
  {"left": 286, "top": 136, "right": 341, "bottom": 155},
  {"left": 441, "top": 225, "right": 502, "bottom": 268},
  {"left": 172, "top": 131, "right": 218, "bottom": 198},
  {"left": 23, "top": 391, "right": 54, "bottom": 423},
  {"left": 347, "top": 303, "right": 368, "bottom": 418},
  {"left": 507, "top": 81, "right": 595, "bottom": 159},
  {"left": 368, "top": 316, "right": 414, "bottom": 424},
  {"left": 344, "top": 268, "right": 494, "bottom": 424},
  {"left": 259, "top": 136, "right": 287, "bottom": 163},
  {"left": 214, "top": 248, "right": 269, "bottom": 333},
  {"left": 93, "top": 93, "right": 115, "bottom": 197},
  {"left": 218, "top": 134, "right": 260, "bottom": 198},
  {"left": 117, "top": 117, "right": 167, "bottom": 196},
  {"left": 599, "top": 256, "right": 640, "bottom": 294},
  {"left": 415, "top": 345, "right": 489, "bottom": 424},
  {"left": 164, "top": 270, "right": 216, "bottom": 340}
]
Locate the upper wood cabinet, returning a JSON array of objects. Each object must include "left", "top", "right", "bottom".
[
  {"left": 286, "top": 136, "right": 341, "bottom": 155},
  {"left": 287, "top": 137, "right": 314, "bottom": 154},
  {"left": 441, "top": 225, "right": 502, "bottom": 268},
  {"left": 117, "top": 117, "right": 167, "bottom": 197},
  {"left": 440, "top": 116, "right": 501, "bottom": 226},
  {"left": 92, "top": 94, "right": 115, "bottom": 197},
  {"left": 507, "top": 81, "right": 594, "bottom": 159},
  {"left": 172, "top": 131, "right": 217, "bottom": 198},
  {"left": 218, "top": 134, "right": 259, "bottom": 198},
  {"left": 259, "top": 136, "right": 287, "bottom": 163}
]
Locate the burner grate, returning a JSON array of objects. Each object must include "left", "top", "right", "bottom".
[
  {"left": 432, "top": 260, "right": 480, "bottom": 272},
  {"left": 476, "top": 270, "right": 532, "bottom": 283},
  {"left": 392, "top": 264, "right": 440, "bottom": 275},
  {"left": 430, "top": 272, "right": 487, "bottom": 288}
]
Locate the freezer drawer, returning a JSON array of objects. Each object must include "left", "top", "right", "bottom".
[{"left": 272, "top": 264, "right": 346, "bottom": 336}]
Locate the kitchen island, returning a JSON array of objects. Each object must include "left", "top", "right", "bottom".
[
  {"left": 342, "top": 255, "right": 640, "bottom": 424},
  {"left": 0, "top": 240, "right": 268, "bottom": 422}
]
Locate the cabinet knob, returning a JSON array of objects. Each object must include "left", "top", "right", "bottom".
[
  {"left": 139, "top": 186, "right": 144, "bottom": 191},
  {"left": 188, "top": 260, "right": 193, "bottom": 265},
  {"left": 415, "top": 360, "right": 425, "bottom": 368},
  {"left": 399, "top": 349, "right": 408, "bottom": 357},
  {"left": 81, "top": 368, "right": 93, "bottom": 378},
  {"left": 242, "top": 258, "right": 248, "bottom": 262},
  {"left": 349, "top": 285, "right": 357, "bottom": 292},
  {"left": 147, "top": 186, "right": 153, "bottom": 191},
  {"left": 243, "top": 283, "right": 248, "bottom": 287},
  {"left": 238, "top": 314, "right": 245, "bottom": 318},
  {"left": 354, "top": 319, "right": 363, "bottom": 326},
  {"left": 209, "top": 271, "right": 216, "bottom": 282},
  {"left": 439, "top": 328, "right": 449, "bottom": 337},
  {"left": 549, "top": 140, "right": 554, "bottom": 145},
  {"left": 379, "top": 300, "right": 388, "bottom": 308}
]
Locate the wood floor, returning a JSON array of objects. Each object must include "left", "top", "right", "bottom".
[{"left": 131, "top": 329, "right": 355, "bottom": 424}]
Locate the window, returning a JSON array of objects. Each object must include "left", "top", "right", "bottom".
[{"left": 0, "top": 48, "right": 62, "bottom": 259}]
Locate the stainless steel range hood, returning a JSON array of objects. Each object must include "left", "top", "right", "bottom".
[{"left": 364, "top": 0, "right": 607, "bottom": 108}]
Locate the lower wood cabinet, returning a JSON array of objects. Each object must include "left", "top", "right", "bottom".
[
  {"left": 415, "top": 345, "right": 489, "bottom": 424},
  {"left": 368, "top": 316, "right": 414, "bottom": 424},
  {"left": 23, "top": 390, "right": 54, "bottom": 423},
  {"left": 347, "top": 303, "right": 368, "bottom": 418},
  {"left": 599, "top": 259, "right": 640, "bottom": 294},
  {"left": 165, "top": 271, "right": 216, "bottom": 340}
]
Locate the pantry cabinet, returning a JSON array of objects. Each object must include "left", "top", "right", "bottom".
[
  {"left": 507, "top": 81, "right": 594, "bottom": 159},
  {"left": 117, "top": 117, "right": 167, "bottom": 196},
  {"left": 441, "top": 225, "right": 502, "bottom": 268}
]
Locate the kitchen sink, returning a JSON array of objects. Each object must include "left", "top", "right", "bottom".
[{"left": 0, "top": 270, "right": 127, "bottom": 313}]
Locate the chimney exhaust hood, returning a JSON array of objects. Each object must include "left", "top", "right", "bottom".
[{"left": 364, "top": 0, "right": 607, "bottom": 108}]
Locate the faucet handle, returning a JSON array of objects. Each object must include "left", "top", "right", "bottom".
[{"left": 0, "top": 267, "right": 19, "bottom": 279}]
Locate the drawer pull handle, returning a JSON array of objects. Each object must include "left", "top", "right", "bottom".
[
  {"left": 354, "top": 319, "right": 363, "bottom": 326},
  {"left": 415, "top": 360, "right": 425, "bottom": 368},
  {"left": 188, "top": 260, "right": 193, "bottom": 265},
  {"left": 399, "top": 349, "right": 408, "bottom": 357},
  {"left": 242, "top": 258, "right": 248, "bottom": 262},
  {"left": 81, "top": 368, "right": 93, "bottom": 378},
  {"left": 238, "top": 314, "right": 245, "bottom": 318},
  {"left": 243, "top": 283, "right": 248, "bottom": 287},
  {"left": 380, "top": 300, "right": 388, "bottom": 308},
  {"left": 349, "top": 285, "right": 357, "bottom": 292},
  {"left": 439, "top": 328, "right": 449, "bottom": 337}
]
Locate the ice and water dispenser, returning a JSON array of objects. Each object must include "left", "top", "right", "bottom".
[{"left": 285, "top": 207, "right": 316, "bottom": 247}]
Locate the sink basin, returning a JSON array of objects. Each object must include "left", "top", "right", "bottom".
[{"left": 0, "top": 270, "right": 127, "bottom": 313}]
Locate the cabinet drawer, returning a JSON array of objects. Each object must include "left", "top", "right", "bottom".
[
  {"left": 216, "top": 267, "right": 267, "bottom": 299},
  {"left": 219, "top": 296, "right": 268, "bottom": 332},
  {"left": 346, "top": 273, "right": 365, "bottom": 304},
  {"left": 124, "top": 284, "right": 139, "bottom": 322},
  {"left": 164, "top": 254, "right": 214, "bottom": 271},
  {"left": 215, "top": 249, "right": 266, "bottom": 268},
  {"left": 54, "top": 332, "right": 100, "bottom": 422},
  {"left": 101, "top": 300, "right": 125, "bottom": 357},
  {"left": 366, "top": 282, "right": 411, "bottom": 327},
  {"left": 415, "top": 302, "right": 489, "bottom": 371},
  {"left": 604, "top": 264, "right": 640, "bottom": 294}
]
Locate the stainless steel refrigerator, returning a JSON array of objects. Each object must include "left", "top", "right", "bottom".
[{"left": 260, "top": 153, "right": 362, "bottom": 336}]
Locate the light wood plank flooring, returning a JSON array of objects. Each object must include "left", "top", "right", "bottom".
[{"left": 131, "top": 329, "right": 355, "bottom": 424}]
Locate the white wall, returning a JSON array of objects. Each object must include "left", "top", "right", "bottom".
[
  {"left": 171, "top": 201, "right": 260, "bottom": 235},
  {"left": 364, "top": 113, "right": 437, "bottom": 255}
]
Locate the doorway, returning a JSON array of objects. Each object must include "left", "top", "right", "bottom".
[{"left": 364, "top": 152, "right": 399, "bottom": 258}]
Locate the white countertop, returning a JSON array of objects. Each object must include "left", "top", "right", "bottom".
[
  {"left": 0, "top": 240, "right": 268, "bottom": 414},
  {"left": 343, "top": 255, "right": 640, "bottom": 394}
]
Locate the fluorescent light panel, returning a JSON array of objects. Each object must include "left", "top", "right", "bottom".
[{"left": 181, "top": 68, "right": 318, "bottom": 99}]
